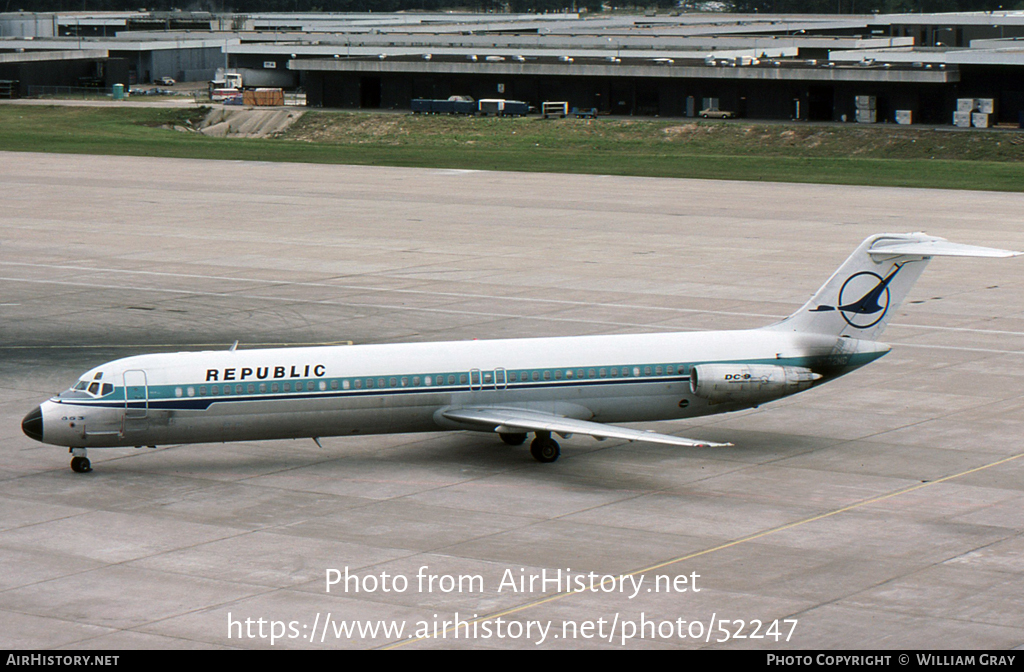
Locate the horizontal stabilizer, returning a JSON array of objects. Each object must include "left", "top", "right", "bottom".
[
  {"left": 442, "top": 407, "right": 731, "bottom": 448},
  {"left": 868, "top": 238, "right": 1021, "bottom": 258}
]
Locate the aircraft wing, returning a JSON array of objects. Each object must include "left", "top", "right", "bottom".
[{"left": 441, "top": 407, "right": 732, "bottom": 448}]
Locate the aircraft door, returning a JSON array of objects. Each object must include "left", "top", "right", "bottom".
[
  {"left": 470, "top": 369, "right": 506, "bottom": 391},
  {"left": 123, "top": 370, "right": 149, "bottom": 420}
]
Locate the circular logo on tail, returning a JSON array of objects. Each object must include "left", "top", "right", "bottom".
[{"left": 837, "top": 271, "right": 891, "bottom": 329}]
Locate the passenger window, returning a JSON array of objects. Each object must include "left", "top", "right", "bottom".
[
  {"left": 543, "top": 370, "right": 551, "bottom": 380},
  {"left": 223, "top": 386, "right": 231, "bottom": 395},
  {"left": 401, "top": 377, "right": 408, "bottom": 387},
  {"left": 259, "top": 383, "right": 266, "bottom": 393},
  {"left": 610, "top": 368, "right": 618, "bottom": 377},
  {"left": 379, "top": 378, "right": 387, "bottom": 388},
  {"left": 554, "top": 370, "right": 562, "bottom": 380},
  {"left": 587, "top": 369, "right": 596, "bottom": 378},
  {"left": 332, "top": 380, "right": 339, "bottom": 390},
  {"left": 354, "top": 379, "right": 362, "bottom": 389},
  {"left": 319, "top": 381, "right": 326, "bottom": 391},
  {"left": 200, "top": 386, "right": 207, "bottom": 396},
  {"left": 599, "top": 368, "right": 607, "bottom": 378},
  {"left": 271, "top": 383, "right": 279, "bottom": 393},
  {"left": 459, "top": 374, "right": 467, "bottom": 384},
  {"left": 187, "top": 387, "right": 195, "bottom": 397},
  {"left": 644, "top": 366, "right": 652, "bottom": 376},
  {"left": 532, "top": 371, "right": 540, "bottom": 381},
  {"left": 656, "top": 366, "right": 663, "bottom": 375},
  {"left": 509, "top": 372, "right": 517, "bottom": 382},
  {"left": 247, "top": 384, "right": 255, "bottom": 393},
  {"left": 366, "top": 379, "right": 374, "bottom": 388},
  {"left": 424, "top": 376, "right": 432, "bottom": 386},
  {"left": 342, "top": 380, "right": 349, "bottom": 390},
  {"left": 413, "top": 376, "right": 420, "bottom": 386}
]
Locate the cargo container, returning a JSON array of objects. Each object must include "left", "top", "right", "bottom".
[
  {"left": 971, "top": 112, "right": 991, "bottom": 128},
  {"left": 855, "top": 108, "right": 877, "bottom": 123},
  {"left": 855, "top": 95, "right": 876, "bottom": 109},
  {"left": 895, "top": 110, "right": 913, "bottom": 125},
  {"left": 956, "top": 98, "right": 977, "bottom": 113},
  {"left": 478, "top": 99, "right": 529, "bottom": 116},
  {"left": 976, "top": 98, "right": 997, "bottom": 115},
  {"left": 953, "top": 111, "right": 973, "bottom": 128},
  {"left": 242, "top": 88, "right": 284, "bottom": 106}
]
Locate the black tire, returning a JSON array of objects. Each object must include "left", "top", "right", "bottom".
[
  {"left": 500, "top": 432, "right": 528, "bottom": 446},
  {"left": 70, "top": 456, "right": 92, "bottom": 473},
  {"left": 530, "top": 437, "right": 560, "bottom": 463}
]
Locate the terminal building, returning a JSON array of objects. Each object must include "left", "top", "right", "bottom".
[{"left": 1, "top": 9, "right": 1022, "bottom": 125}]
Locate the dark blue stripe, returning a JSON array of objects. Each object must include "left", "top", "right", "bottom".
[{"left": 55, "top": 375, "right": 694, "bottom": 412}]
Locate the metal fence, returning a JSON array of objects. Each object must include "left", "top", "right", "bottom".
[
  {"left": 27, "top": 85, "right": 117, "bottom": 99},
  {"left": 25, "top": 85, "right": 306, "bottom": 107}
]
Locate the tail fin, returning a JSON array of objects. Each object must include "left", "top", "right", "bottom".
[{"left": 767, "top": 233, "right": 1019, "bottom": 341}]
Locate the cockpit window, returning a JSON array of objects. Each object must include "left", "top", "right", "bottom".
[{"left": 59, "top": 378, "right": 112, "bottom": 400}]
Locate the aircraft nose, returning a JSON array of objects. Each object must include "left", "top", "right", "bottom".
[{"left": 22, "top": 406, "right": 43, "bottom": 442}]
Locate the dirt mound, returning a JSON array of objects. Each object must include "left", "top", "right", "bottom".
[{"left": 197, "top": 108, "right": 304, "bottom": 139}]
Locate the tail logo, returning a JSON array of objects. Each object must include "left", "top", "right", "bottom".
[{"left": 811, "top": 264, "right": 903, "bottom": 329}]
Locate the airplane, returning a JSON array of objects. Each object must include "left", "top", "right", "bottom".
[{"left": 21, "top": 232, "right": 1019, "bottom": 473}]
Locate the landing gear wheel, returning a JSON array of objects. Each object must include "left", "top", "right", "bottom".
[
  {"left": 530, "top": 437, "right": 560, "bottom": 463},
  {"left": 70, "top": 456, "right": 92, "bottom": 473},
  {"left": 500, "top": 432, "right": 527, "bottom": 446}
]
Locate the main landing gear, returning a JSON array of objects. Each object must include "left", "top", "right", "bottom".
[
  {"left": 69, "top": 447, "right": 92, "bottom": 473},
  {"left": 498, "top": 430, "right": 560, "bottom": 462},
  {"left": 529, "top": 431, "right": 560, "bottom": 463}
]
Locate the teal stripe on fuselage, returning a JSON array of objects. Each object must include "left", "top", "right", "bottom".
[{"left": 54, "top": 351, "right": 882, "bottom": 412}]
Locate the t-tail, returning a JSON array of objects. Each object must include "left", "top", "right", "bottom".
[{"left": 767, "top": 233, "right": 1020, "bottom": 341}]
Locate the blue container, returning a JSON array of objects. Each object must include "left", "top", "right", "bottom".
[{"left": 112, "top": 83, "right": 124, "bottom": 100}]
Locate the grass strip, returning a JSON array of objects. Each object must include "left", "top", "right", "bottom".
[{"left": 1, "top": 105, "right": 1022, "bottom": 191}]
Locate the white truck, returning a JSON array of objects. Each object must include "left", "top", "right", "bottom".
[
  {"left": 209, "top": 70, "right": 243, "bottom": 101},
  {"left": 209, "top": 67, "right": 297, "bottom": 101}
]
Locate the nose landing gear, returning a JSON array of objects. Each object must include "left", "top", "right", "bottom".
[{"left": 69, "top": 448, "right": 92, "bottom": 473}]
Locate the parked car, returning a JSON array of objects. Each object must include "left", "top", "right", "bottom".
[
  {"left": 158, "top": 77, "right": 176, "bottom": 86},
  {"left": 700, "top": 108, "right": 735, "bottom": 119}
]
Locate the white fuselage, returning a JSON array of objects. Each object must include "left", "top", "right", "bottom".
[{"left": 33, "top": 328, "right": 884, "bottom": 450}]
